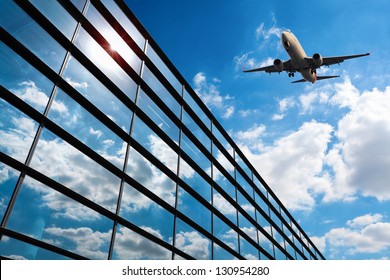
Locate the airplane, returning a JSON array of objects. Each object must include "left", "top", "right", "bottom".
[{"left": 243, "top": 30, "right": 370, "bottom": 83}]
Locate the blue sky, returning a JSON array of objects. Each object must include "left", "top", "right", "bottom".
[{"left": 127, "top": 0, "right": 390, "bottom": 259}]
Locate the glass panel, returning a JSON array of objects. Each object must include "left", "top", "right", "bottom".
[
  {"left": 0, "top": 43, "right": 56, "bottom": 114},
  {"left": 131, "top": 114, "right": 178, "bottom": 174},
  {"left": 29, "top": 129, "right": 121, "bottom": 213},
  {"left": 212, "top": 124, "right": 234, "bottom": 158},
  {"left": 235, "top": 152, "right": 252, "bottom": 178},
  {"left": 101, "top": 0, "right": 145, "bottom": 49},
  {"left": 30, "top": 0, "right": 78, "bottom": 40},
  {"left": 213, "top": 190, "right": 237, "bottom": 225},
  {"left": 126, "top": 146, "right": 176, "bottom": 207},
  {"left": 136, "top": 89, "right": 179, "bottom": 143},
  {"left": 142, "top": 66, "right": 181, "bottom": 118},
  {"left": 274, "top": 245, "right": 287, "bottom": 260},
  {"left": 48, "top": 88, "right": 126, "bottom": 170},
  {"left": 240, "top": 237, "right": 259, "bottom": 260},
  {"left": 258, "top": 230, "right": 274, "bottom": 259},
  {"left": 63, "top": 55, "right": 132, "bottom": 132},
  {"left": 146, "top": 45, "right": 181, "bottom": 94},
  {"left": 183, "top": 89, "right": 211, "bottom": 129},
  {"left": 0, "top": 237, "right": 71, "bottom": 260},
  {"left": 0, "top": 1, "right": 67, "bottom": 72},
  {"left": 179, "top": 159, "right": 211, "bottom": 202},
  {"left": 182, "top": 110, "right": 211, "bottom": 152},
  {"left": 75, "top": 28, "right": 138, "bottom": 101},
  {"left": 70, "top": 0, "right": 87, "bottom": 11},
  {"left": 213, "top": 214, "right": 238, "bottom": 256},
  {"left": 6, "top": 176, "right": 113, "bottom": 259},
  {"left": 175, "top": 218, "right": 211, "bottom": 260},
  {"left": 0, "top": 99, "right": 38, "bottom": 163},
  {"left": 237, "top": 191, "right": 255, "bottom": 220},
  {"left": 236, "top": 169, "right": 253, "bottom": 198},
  {"left": 213, "top": 243, "right": 235, "bottom": 260},
  {"left": 177, "top": 186, "right": 211, "bottom": 232},
  {"left": 181, "top": 133, "right": 211, "bottom": 177},
  {"left": 86, "top": 4, "right": 142, "bottom": 74},
  {"left": 112, "top": 224, "right": 171, "bottom": 259},
  {"left": 120, "top": 181, "right": 174, "bottom": 244},
  {"left": 0, "top": 164, "right": 20, "bottom": 222},
  {"left": 213, "top": 145, "right": 234, "bottom": 180}
]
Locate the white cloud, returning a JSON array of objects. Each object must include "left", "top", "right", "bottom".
[
  {"left": 44, "top": 226, "right": 111, "bottom": 259},
  {"left": 272, "top": 97, "right": 296, "bottom": 120},
  {"left": 12, "top": 81, "right": 68, "bottom": 114},
  {"left": 89, "top": 127, "right": 103, "bottom": 138},
  {"left": 312, "top": 213, "right": 390, "bottom": 258},
  {"left": 255, "top": 22, "right": 283, "bottom": 40},
  {"left": 193, "top": 72, "right": 235, "bottom": 119},
  {"left": 237, "top": 120, "right": 333, "bottom": 211},
  {"left": 175, "top": 231, "right": 210, "bottom": 259},
  {"left": 65, "top": 77, "right": 89, "bottom": 89},
  {"left": 326, "top": 82, "right": 390, "bottom": 201},
  {"left": 346, "top": 213, "right": 383, "bottom": 228},
  {"left": 113, "top": 226, "right": 171, "bottom": 259}
]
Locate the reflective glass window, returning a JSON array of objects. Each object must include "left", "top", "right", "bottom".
[
  {"left": 0, "top": 1, "right": 67, "bottom": 72},
  {"left": 48, "top": 88, "right": 126, "bottom": 170},
  {"left": 181, "top": 133, "right": 211, "bottom": 177},
  {"left": 236, "top": 171, "right": 253, "bottom": 199},
  {"left": 142, "top": 66, "right": 181, "bottom": 118},
  {"left": 213, "top": 214, "right": 238, "bottom": 255},
  {"left": 235, "top": 152, "right": 252, "bottom": 178},
  {"left": 112, "top": 224, "right": 171, "bottom": 260},
  {"left": 63, "top": 55, "right": 133, "bottom": 132},
  {"left": 175, "top": 219, "right": 211, "bottom": 260},
  {"left": 6, "top": 176, "right": 114, "bottom": 259},
  {"left": 75, "top": 27, "right": 137, "bottom": 101},
  {"left": 29, "top": 129, "right": 121, "bottom": 213},
  {"left": 101, "top": 0, "right": 145, "bottom": 49},
  {"left": 0, "top": 237, "right": 71, "bottom": 260},
  {"left": 182, "top": 110, "right": 211, "bottom": 152},
  {"left": 136, "top": 89, "right": 179, "bottom": 143},
  {"left": 213, "top": 145, "right": 234, "bottom": 180},
  {"left": 177, "top": 186, "right": 211, "bottom": 232},
  {"left": 131, "top": 114, "right": 178, "bottom": 174},
  {"left": 30, "top": 0, "right": 78, "bottom": 40},
  {"left": 86, "top": 4, "right": 142, "bottom": 74},
  {"left": 183, "top": 89, "right": 211, "bottom": 129},
  {"left": 126, "top": 146, "right": 176, "bottom": 207},
  {"left": 179, "top": 158, "right": 211, "bottom": 202},
  {"left": 0, "top": 99, "right": 38, "bottom": 163},
  {"left": 146, "top": 45, "right": 182, "bottom": 94},
  {"left": 213, "top": 190, "right": 237, "bottom": 225},
  {"left": 237, "top": 192, "right": 255, "bottom": 220},
  {"left": 213, "top": 243, "right": 235, "bottom": 260},
  {"left": 0, "top": 43, "right": 55, "bottom": 114},
  {"left": 212, "top": 124, "right": 234, "bottom": 158},
  {"left": 240, "top": 237, "right": 259, "bottom": 260},
  {"left": 120, "top": 181, "right": 174, "bottom": 244},
  {"left": 0, "top": 164, "right": 20, "bottom": 222},
  {"left": 258, "top": 229, "right": 274, "bottom": 258},
  {"left": 70, "top": 0, "right": 87, "bottom": 11}
]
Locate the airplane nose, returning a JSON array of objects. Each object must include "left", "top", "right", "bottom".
[{"left": 281, "top": 32, "right": 287, "bottom": 41}]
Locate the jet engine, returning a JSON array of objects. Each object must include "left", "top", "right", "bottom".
[
  {"left": 273, "top": 59, "right": 284, "bottom": 71},
  {"left": 312, "top": 53, "right": 323, "bottom": 66}
]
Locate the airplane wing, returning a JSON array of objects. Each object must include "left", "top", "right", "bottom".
[
  {"left": 292, "top": 75, "right": 340, "bottom": 83},
  {"left": 243, "top": 60, "right": 294, "bottom": 73},
  {"left": 305, "top": 53, "right": 370, "bottom": 68}
]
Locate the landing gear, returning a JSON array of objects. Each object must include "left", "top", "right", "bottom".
[
  {"left": 288, "top": 72, "right": 295, "bottom": 78},
  {"left": 311, "top": 69, "right": 317, "bottom": 74}
]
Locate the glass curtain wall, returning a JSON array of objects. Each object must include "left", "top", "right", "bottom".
[{"left": 0, "top": 0, "right": 325, "bottom": 260}]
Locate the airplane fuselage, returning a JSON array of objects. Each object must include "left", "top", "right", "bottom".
[{"left": 281, "top": 31, "right": 316, "bottom": 83}]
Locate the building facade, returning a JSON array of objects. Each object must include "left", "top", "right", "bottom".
[{"left": 0, "top": 0, "right": 325, "bottom": 260}]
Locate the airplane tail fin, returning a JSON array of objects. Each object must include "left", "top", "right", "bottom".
[{"left": 292, "top": 75, "right": 340, "bottom": 83}]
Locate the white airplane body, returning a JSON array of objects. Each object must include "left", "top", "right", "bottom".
[{"left": 243, "top": 30, "right": 369, "bottom": 83}]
